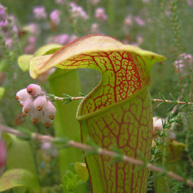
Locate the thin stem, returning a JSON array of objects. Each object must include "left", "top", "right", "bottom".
[
  {"left": 152, "top": 98, "right": 193, "bottom": 105},
  {"left": 1, "top": 123, "right": 193, "bottom": 187},
  {"left": 49, "top": 94, "right": 193, "bottom": 105}
]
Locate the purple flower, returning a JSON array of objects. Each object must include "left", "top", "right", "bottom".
[
  {"left": 5, "top": 38, "right": 13, "bottom": 48},
  {"left": 124, "top": 15, "right": 133, "bottom": 26},
  {"left": 41, "top": 141, "right": 58, "bottom": 157},
  {"left": 95, "top": 8, "right": 108, "bottom": 22},
  {"left": 28, "top": 23, "right": 41, "bottom": 35},
  {"left": 187, "top": 0, "right": 193, "bottom": 6},
  {"left": 173, "top": 53, "right": 193, "bottom": 73},
  {"left": 50, "top": 10, "right": 60, "bottom": 25},
  {"left": 0, "top": 4, "right": 7, "bottom": 27},
  {"left": 50, "top": 34, "right": 69, "bottom": 45},
  {"left": 134, "top": 16, "right": 145, "bottom": 26},
  {"left": 90, "top": 23, "right": 100, "bottom": 34},
  {"left": 70, "top": 2, "right": 88, "bottom": 20},
  {"left": 33, "top": 6, "right": 47, "bottom": 20}
]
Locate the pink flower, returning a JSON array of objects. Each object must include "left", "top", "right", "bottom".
[
  {"left": 90, "top": 23, "right": 100, "bottom": 34},
  {"left": 124, "top": 15, "right": 133, "bottom": 26},
  {"left": 137, "top": 35, "right": 143, "bottom": 44},
  {"left": 95, "top": 8, "right": 108, "bottom": 22},
  {"left": 33, "top": 6, "right": 47, "bottom": 20},
  {"left": 70, "top": 3, "right": 88, "bottom": 20},
  {"left": 134, "top": 16, "right": 145, "bottom": 26},
  {"left": 187, "top": 0, "right": 193, "bottom": 6},
  {"left": 0, "top": 140, "right": 7, "bottom": 169},
  {"left": 5, "top": 38, "right": 13, "bottom": 48},
  {"left": 49, "top": 34, "right": 69, "bottom": 45},
  {"left": 27, "top": 84, "right": 42, "bottom": 96},
  {"left": 28, "top": 23, "right": 41, "bottom": 35},
  {"left": 50, "top": 10, "right": 60, "bottom": 25}
]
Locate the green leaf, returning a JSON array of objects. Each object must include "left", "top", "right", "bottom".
[
  {"left": 17, "top": 55, "right": 33, "bottom": 72},
  {"left": 0, "top": 87, "right": 5, "bottom": 100},
  {"left": 0, "top": 169, "right": 41, "bottom": 193},
  {"left": 74, "top": 162, "right": 89, "bottom": 182},
  {"left": 6, "top": 134, "right": 42, "bottom": 193}
]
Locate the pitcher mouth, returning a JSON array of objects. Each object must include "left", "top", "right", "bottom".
[{"left": 76, "top": 83, "right": 150, "bottom": 121}]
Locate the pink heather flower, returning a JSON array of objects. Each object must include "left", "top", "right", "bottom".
[
  {"left": 16, "top": 88, "right": 31, "bottom": 102},
  {"left": 22, "top": 97, "right": 35, "bottom": 114},
  {"left": 90, "top": 23, "right": 100, "bottom": 34},
  {"left": 173, "top": 53, "right": 193, "bottom": 73},
  {"left": 0, "top": 140, "right": 7, "bottom": 169},
  {"left": 134, "top": 16, "right": 145, "bottom": 26},
  {"left": 27, "top": 84, "right": 42, "bottom": 96},
  {"left": 70, "top": 3, "right": 88, "bottom": 20},
  {"left": 41, "top": 116, "right": 53, "bottom": 128},
  {"left": 45, "top": 101, "right": 56, "bottom": 120},
  {"left": 152, "top": 117, "right": 163, "bottom": 138},
  {"left": 24, "top": 44, "right": 36, "bottom": 54},
  {"left": 41, "top": 141, "right": 58, "bottom": 157},
  {"left": 50, "top": 10, "right": 60, "bottom": 25},
  {"left": 137, "top": 35, "right": 143, "bottom": 44},
  {"left": 28, "top": 23, "right": 41, "bottom": 35},
  {"left": 0, "top": 4, "right": 8, "bottom": 28},
  {"left": 33, "top": 6, "right": 47, "bottom": 20},
  {"left": 31, "top": 110, "right": 44, "bottom": 125},
  {"left": 50, "top": 34, "right": 69, "bottom": 45},
  {"left": 187, "top": 0, "right": 193, "bottom": 6},
  {"left": 95, "top": 8, "right": 108, "bottom": 22},
  {"left": 5, "top": 38, "right": 13, "bottom": 48},
  {"left": 124, "top": 15, "right": 133, "bottom": 26},
  {"left": 33, "top": 95, "right": 48, "bottom": 111},
  {"left": 89, "top": 0, "right": 100, "bottom": 5}
]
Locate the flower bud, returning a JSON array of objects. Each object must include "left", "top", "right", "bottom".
[
  {"left": 41, "top": 116, "right": 53, "bottom": 128},
  {"left": 152, "top": 117, "right": 163, "bottom": 138},
  {"left": 0, "top": 140, "right": 7, "bottom": 169},
  {"left": 33, "top": 96, "right": 48, "bottom": 111},
  {"left": 22, "top": 97, "right": 35, "bottom": 114},
  {"left": 27, "top": 84, "right": 42, "bottom": 96},
  {"left": 45, "top": 101, "right": 56, "bottom": 120},
  {"left": 16, "top": 88, "right": 31, "bottom": 102},
  {"left": 31, "top": 110, "right": 44, "bottom": 125}
]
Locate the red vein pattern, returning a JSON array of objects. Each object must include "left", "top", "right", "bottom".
[
  {"left": 56, "top": 50, "right": 154, "bottom": 192},
  {"left": 57, "top": 51, "right": 148, "bottom": 115},
  {"left": 82, "top": 89, "right": 152, "bottom": 193}
]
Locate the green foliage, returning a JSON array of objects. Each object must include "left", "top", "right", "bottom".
[{"left": 0, "top": 169, "right": 41, "bottom": 193}]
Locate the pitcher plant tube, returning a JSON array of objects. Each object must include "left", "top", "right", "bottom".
[{"left": 30, "top": 35, "right": 166, "bottom": 193}]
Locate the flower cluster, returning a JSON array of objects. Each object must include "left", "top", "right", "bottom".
[
  {"left": 95, "top": 8, "right": 108, "bottom": 22},
  {"left": 173, "top": 53, "right": 193, "bottom": 74},
  {"left": 70, "top": 2, "right": 88, "bottom": 20},
  {"left": 33, "top": 6, "right": 47, "bottom": 20},
  {"left": 0, "top": 4, "right": 18, "bottom": 49},
  {"left": 16, "top": 84, "right": 56, "bottom": 128}
]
